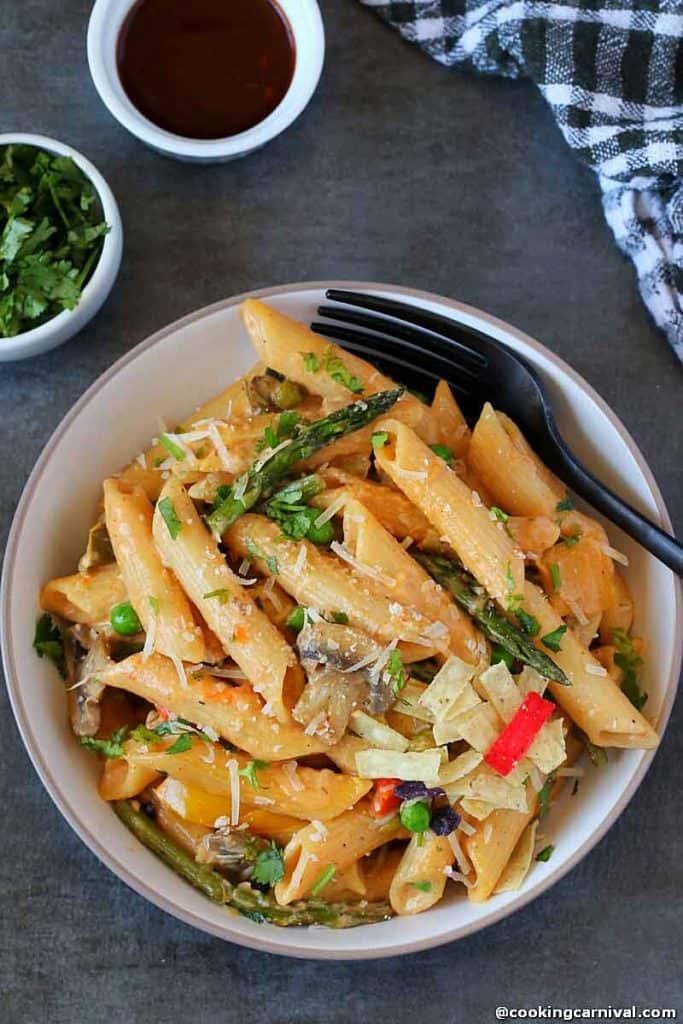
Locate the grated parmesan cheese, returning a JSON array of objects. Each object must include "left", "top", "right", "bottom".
[
  {"left": 282, "top": 760, "right": 305, "bottom": 791},
  {"left": 293, "top": 545, "right": 308, "bottom": 575},
  {"left": 227, "top": 758, "right": 240, "bottom": 825},
  {"left": 458, "top": 819, "right": 476, "bottom": 837},
  {"left": 238, "top": 558, "right": 251, "bottom": 577},
  {"left": 208, "top": 422, "right": 233, "bottom": 472},
  {"left": 201, "top": 743, "right": 216, "bottom": 765},
  {"left": 254, "top": 437, "right": 292, "bottom": 471},
  {"left": 393, "top": 465, "right": 427, "bottom": 481},
  {"left": 330, "top": 541, "right": 396, "bottom": 589},
  {"left": 448, "top": 830, "right": 472, "bottom": 875},
  {"left": 599, "top": 543, "right": 629, "bottom": 566},
  {"left": 585, "top": 663, "right": 608, "bottom": 677},
  {"left": 313, "top": 493, "right": 347, "bottom": 528},
  {"left": 141, "top": 610, "right": 157, "bottom": 661}
]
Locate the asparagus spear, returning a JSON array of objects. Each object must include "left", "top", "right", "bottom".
[
  {"left": 206, "top": 388, "right": 404, "bottom": 536},
  {"left": 113, "top": 800, "right": 392, "bottom": 928},
  {"left": 415, "top": 552, "right": 570, "bottom": 685}
]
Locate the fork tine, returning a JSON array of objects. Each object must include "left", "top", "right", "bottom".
[
  {"left": 316, "top": 306, "right": 483, "bottom": 385},
  {"left": 309, "top": 321, "right": 482, "bottom": 404},
  {"left": 317, "top": 304, "right": 486, "bottom": 377},
  {"left": 325, "top": 289, "right": 503, "bottom": 365}
]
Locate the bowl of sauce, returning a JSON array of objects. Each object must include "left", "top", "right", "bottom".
[{"left": 87, "top": 0, "right": 324, "bottom": 162}]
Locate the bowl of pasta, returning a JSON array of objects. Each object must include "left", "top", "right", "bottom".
[{"left": 2, "top": 283, "right": 680, "bottom": 959}]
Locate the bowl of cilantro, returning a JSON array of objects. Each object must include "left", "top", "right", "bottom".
[{"left": 0, "top": 134, "right": 123, "bottom": 361}]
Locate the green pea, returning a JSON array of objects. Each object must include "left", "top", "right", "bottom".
[
  {"left": 110, "top": 601, "right": 142, "bottom": 637},
  {"left": 399, "top": 799, "right": 431, "bottom": 834},
  {"left": 285, "top": 606, "right": 306, "bottom": 632},
  {"left": 491, "top": 644, "right": 515, "bottom": 671},
  {"left": 306, "top": 518, "right": 334, "bottom": 546}
]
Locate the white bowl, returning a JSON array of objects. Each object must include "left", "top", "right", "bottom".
[
  {"left": 87, "top": 0, "right": 325, "bottom": 162},
  {"left": 0, "top": 133, "right": 123, "bottom": 362},
  {"left": 2, "top": 282, "right": 681, "bottom": 959}
]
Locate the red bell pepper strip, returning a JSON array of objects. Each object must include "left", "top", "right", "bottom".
[
  {"left": 371, "top": 778, "right": 401, "bottom": 817},
  {"left": 484, "top": 691, "right": 555, "bottom": 776}
]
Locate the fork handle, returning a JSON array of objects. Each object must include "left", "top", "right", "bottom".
[{"left": 550, "top": 435, "right": 683, "bottom": 576}]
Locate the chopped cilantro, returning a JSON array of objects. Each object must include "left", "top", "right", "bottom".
[
  {"left": 549, "top": 563, "right": 562, "bottom": 591},
  {"left": 429, "top": 443, "right": 454, "bottom": 465},
  {"left": 33, "top": 614, "right": 65, "bottom": 677},
  {"left": 516, "top": 609, "right": 540, "bottom": 637},
  {"left": 157, "top": 496, "right": 181, "bottom": 539},
  {"left": 575, "top": 728, "right": 608, "bottom": 768},
  {"left": 556, "top": 497, "right": 574, "bottom": 513},
  {"left": 251, "top": 842, "right": 285, "bottom": 887},
  {"left": 285, "top": 606, "right": 306, "bottom": 631},
  {"left": 537, "top": 770, "right": 556, "bottom": 819},
  {"left": 613, "top": 628, "right": 647, "bottom": 711},
  {"left": 0, "top": 144, "right": 109, "bottom": 338},
  {"left": 148, "top": 595, "right": 160, "bottom": 615},
  {"left": 371, "top": 430, "right": 389, "bottom": 450},
  {"left": 409, "top": 881, "right": 432, "bottom": 893},
  {"left": 541, "top": 624, "right": 566, "bottom": 653},
  {"left": 323, "top": 345, "right": 364, "bottom": 394},
  {"left": 490, "top": 506, "right": 509, "bottom": 523},
  {"left": 239, "top": 759, "right": 269, "bottom": 788},
  {"left": 535, "top": 844, "right": 554, "bottom": 862},
  {"left": 561, "top": 531, "right": 581, "bottom": 547},
  {"left": 387, "top": 649, "right": 406, "bottom": 694},
  {"left": 245, "top": 537, "right": 279, "bottom": 575},
  {"left": 491, "top": 645, "right": 515, "bottom": 671},
  {"left": 203, "top": 588, "right": 231, "bottom": 604},
  {"left": 505, "top": 562, "right": 524, "bottom": 612},
  {"left": 159, "top": 433, "right": 186, "bottom": 462},
  {"left": 165, "top": 733, "right": 192, "bottom": 755},
  {"left": 80, "top": 725, "right": 128, "bottom": 759},
  {"left": 310, "top": 864, "right": 336, "bottom": 897},
  {"left": 330, "top": 611, "right": 349, "bottom": 624},
  {"left": 302, "top": 352, "right": 320, "bottom": 372}
]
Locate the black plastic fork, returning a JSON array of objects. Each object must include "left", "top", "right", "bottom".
[{"left": 312, "top": 288, "right": 683, "bottom": 576}]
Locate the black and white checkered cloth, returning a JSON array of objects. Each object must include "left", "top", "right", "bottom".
[{"left": 360, "top": 0, "right": 683, "bottom": 362}]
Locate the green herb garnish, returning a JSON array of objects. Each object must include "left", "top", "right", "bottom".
[
  {"left": 387, "top": 649, "right": 406, "bottom": 694},
  {"left": 159, "top": 434, "right": 186, "bottom": 462},
  {"left": 613, "top": 629, "right": 647, "bottom": 711},
  {"left": 330, "top": 611, "right": 349, "bottom": 624},
  {"left": 535, "top": 844, "right": 554, "bottom": 862},
  {"left": 516, "top": 609, "right": 540, "bottom": 637},
  {"left": 537, "top": 770, "right": 556, "bottom": 819},
  {"left": 251, "top": 842, "right": 285, "bottom": 887},
  {"left": 310, "top": 865, "right": 336, "bottom": 897},
  {"left": 245, "top": 536, "right": 279, "bottom": 575},
  {"left": 285, "top": 606, "right": 306, "bottom": 632},
  {"left": 81, "top": 725, "right": 128, "bottom": 759},
  {"left": 549, "top": 563, "right": 562, "bottom": 591},
  {"left": 158, "top": 496, "right": 182, "bottom": 539},
  {"left": 148, "top": 595, "right": 160, "bottom": 615},
  {"left": 0, "top": 144, "right": 109, "bottom": 338},
  {"left": 429, "top": 443, "right": 454, "bottom": 465},
  {"left": 409, "top": 881, "right": 432, "bottom": 893},
  {"left": 166, "top": 733, "right": 193, "bottom": 755},
  {"left": 371, "top": 430, "right": 389, "bottom": 450},
  {"left": 561, "top": 531, "right": 581, "bottom": 547},
  {"left": 239, "top": 759, "right": 269, "bottom": 789},
  {"left": 490, "top": 644, "right": 515, "bottom": 671},
  {"left": 490, "top": 506, "right": 509, "bottom": 523},
  {"left": 203, "top": 588, "right": 231, "bottom": 604},
  {"left": 33, "top": 613, "right": 65, "bottom": 677},
  {"left": 541, "top": 624, "right": 567, "bottom": 653},
  {"left": 323, "top": 346, "right": 364, "bottom": 394},
  {"left": 505, "top": 562, "right": 524, "bottom": 612},
  {"left": 302, "top": 352, "right": 319, "bottom": 372},
  {"left": 556, "top": 497, "right": 573, "bottom": 513}
]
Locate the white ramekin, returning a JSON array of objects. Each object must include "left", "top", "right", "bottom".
[
  {"left": 87, "top": 0, "right": 325, "bottom": 162},
  {"left": 0, "top": 134, "right": 123, "bottom": 363}
]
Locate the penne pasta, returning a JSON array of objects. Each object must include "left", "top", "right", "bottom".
[
  {"left": 40, "top": 563, "right": 126, "bottom": 625},
  {"left": 389, "top": 832, "right": 454, "bottom": 914}
]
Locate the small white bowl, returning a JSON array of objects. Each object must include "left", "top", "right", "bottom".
[
  {"left": 0, "top": 134, "right": 123, "bottom": 363},
  {"left": 87, "top": 0, "right": 325, "bottom": 163},
  {"left": 2, "top": 282, "right": 681, "bottom": 959}
]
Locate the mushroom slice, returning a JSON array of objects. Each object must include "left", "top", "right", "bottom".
[
  {"left": 292, "top": 667, "right": 366, "bottom": 745},
  {"left": 63, "top": 624, "right": 114, "bottom": 737},
  {"left": 296, "top": 622, "right": 395, "bottom": 716},
  {"left": 195, "top": 828, "right": 270, "bottom": 881}
]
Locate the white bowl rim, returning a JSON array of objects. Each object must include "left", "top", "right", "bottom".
[
  {"left": 86, "top": 0, "right": 325, "bottom": 158},
  {"left": 2, "top": 280, "right": 681, "bottom": 960},
  {"left": 0, "top": 132, "right": 123, "bottom": 357}
]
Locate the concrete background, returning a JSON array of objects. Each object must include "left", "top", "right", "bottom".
[{"left": 1, "top": 1, "right": 681, "bottom": 1021}]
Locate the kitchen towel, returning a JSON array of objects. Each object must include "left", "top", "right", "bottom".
[{"left": 360, "top": 0, "right": 683, "bottom": 363}]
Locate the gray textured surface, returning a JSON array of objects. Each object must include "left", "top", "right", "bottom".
[{"left": 1, "top": 1, "right": 681, "bottom": 1021}]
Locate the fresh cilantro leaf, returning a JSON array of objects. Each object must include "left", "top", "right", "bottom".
[
  {"left": 80, "top": 725, "right": 129, "bottom": 759},
  {"left": 129, "top": 724, "right": 162, "bottom": 743},
  {"left": 541, "top": 624, "right": 567, "bottom": 653},
  {"left": 387, "top": 649, "right": 406, "bottom": 694},
  {"left": 429, "top": 443, "right": 454, "bottom": 465},
  {"left": 613, "top": 629, "right": 647, "bottom": 710},
  {"left": 409, "top": 881, "right": 432, "bottom": 893},
  {"left": 505, "top": 562, "right": 524, "bottom": 612},
  {"left": 33, "top": 614, "right": 65, "bottom": 677},
  {"left": 556, "top": 497, "right": 574, "bottom": 513},
  {"left": 575, "top": 728, "right": 608, "bottom": 768},
  {"left": 239, "top": 759, "right": 269, "bottom": 788},
  {"left": 516, "top": 609, "right": 541, "bottom": 637},
  {"left": 166, "top": 733, "right": 193, "bottom": 755},
  {"left": 535, "top": 844, "right": 554, "bottom": 862},
  {"left": 330, "top": 611, "right": 348, "bottom": 624},
  {"left": 323, "top": 346, "right": 364, "bottom": 394},
  {"left": 276, "top": 410, "right": 299, "bottom": 438},
  {"left": 251, "top": 842, "right": 285, "bottom": 887},
  {"left": 148, "top": 595, "right": 160, "bottom": 615},
  {"left": 158, "top": 496, "right": 181, "bottom": 539},
  {"left": 371, "top": 430, "right": 389, "bottom": 450},
  {"left": 203, "top": 589, "right": 231, "bottom": 604},
  {"left": 490, "top": 506, "right": 509, "bottom": 523},
  {"left": 245, "top": 536, "right": 279, "bottom": 574},
  {"left": 301, "top": 352, "right": 319, "bottom": 372},
  {"left": 285, "top": 606, "right": 306, "bottom": 631},
  {"left": 561, "top": 531, "right": 581, "bottom": 547}
]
